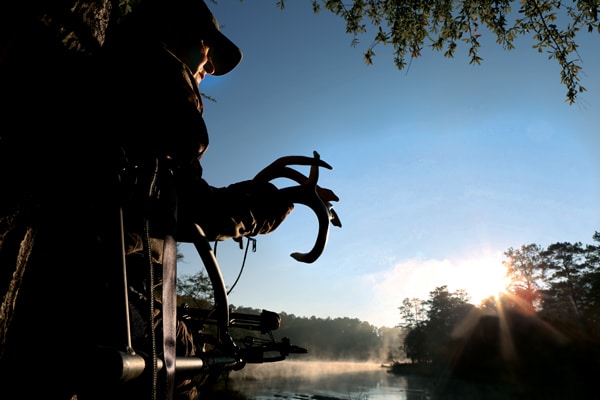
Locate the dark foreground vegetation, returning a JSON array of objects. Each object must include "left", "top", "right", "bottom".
[{"left": 388, "top": 305, "right": 599, "bottom": 399}]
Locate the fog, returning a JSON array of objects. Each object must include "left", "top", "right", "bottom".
[{"left": 235, "top": 359, "right": 385, "bottom": 380}]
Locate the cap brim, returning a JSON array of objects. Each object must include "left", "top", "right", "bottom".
[{"left": 209, "top": 31, "right": 242, "bottom": 76}]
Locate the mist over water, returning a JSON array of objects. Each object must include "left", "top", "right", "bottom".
[
  {"left": 226, "top": 360, "right": 431, "bottom": 400},
  {"left": 240, "top": 360, "right": 382, "bottom": 379}
]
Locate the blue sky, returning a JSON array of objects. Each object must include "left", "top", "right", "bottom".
[{"left": 178, "top": 1, "right": 600, "bottom": 328}]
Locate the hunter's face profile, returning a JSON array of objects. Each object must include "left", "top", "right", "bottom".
[{"left": 192, "top": 41, "right": 214, "bottom": 84}]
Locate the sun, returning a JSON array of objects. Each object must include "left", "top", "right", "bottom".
[
  {"left": 448, "top": 253, "right": 511, "bottom": 305},
  {"left": 372, "top": 252, "right": 514, "bottom": 326}
]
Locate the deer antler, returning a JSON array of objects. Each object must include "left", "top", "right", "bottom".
[{"left": 254, "top": 151, "right": 341, "bottom": 263}]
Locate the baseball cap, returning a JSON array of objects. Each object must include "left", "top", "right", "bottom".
[
  {"left": 195, "top": 0, "right": 242, "bottom": 76},
  {"left": 136, "top": 0, "right": 243, "bottom": 76}
]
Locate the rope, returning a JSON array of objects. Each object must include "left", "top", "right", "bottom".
[{"left": 227, "top": 236, "right": 256, "bottom": 296}]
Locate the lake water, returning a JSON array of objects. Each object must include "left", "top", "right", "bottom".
[
  {"left": 222, "top": 360, "right": 434, "bottom": 400},
  {"left": 216, "top": 360, "right": 538, "bottom": 400}
]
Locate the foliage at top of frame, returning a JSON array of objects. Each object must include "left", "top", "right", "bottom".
[{"left": 277, "top": 0, "right": 600, "bottom": 105}]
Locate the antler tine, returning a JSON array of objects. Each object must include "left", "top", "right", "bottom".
[
  {"left": 271, "top": 165, "right": 341, "bottom": 226},
  {"left": 329, "top": 208, "right": 342, "bottom": 228},
  {"left": 262, "top": 166, "right": 339, "bottom": 203},
  {"left": 254, "top": 154, "right": 332, "bottom": 183}
]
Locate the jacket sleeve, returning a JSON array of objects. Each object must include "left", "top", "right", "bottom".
[{"left": 175, "top": 164, "right": 294, "bottom": 242}]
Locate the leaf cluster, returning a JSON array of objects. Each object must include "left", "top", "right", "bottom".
[{"left": 276, "top": 0, "right": 599, "bottom": 104}]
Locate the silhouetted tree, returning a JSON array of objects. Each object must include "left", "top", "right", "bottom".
[
  {"left": 540, "top": 241, "right": 588, "bottom": 317},
  {"left": 582, "top": 233, "right": 600, "bottom": 335},
  {"left": 398, "top": 297, "right": 426, "bottom": 329},
  {"left": 534, "top": 233, "right": 600, "bottom": 339},
  {"left": 403, "top": 323, "right": 429, "bottom": 364},
  {"left": 503, "top": 244, "right": 547, "bottom": 311},
  {"left": 423, "top": 286, "right": 474, "bottom": 364},
  {"left": 401, "top": 286, "right": 474, "bottom": 365},
  {"left": 177, "top": 269, "right": 214, "bottom": 308}
]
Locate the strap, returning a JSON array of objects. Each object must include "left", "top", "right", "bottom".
[{"left": 162, "top": 233, "right": 177, "bottom": 400}]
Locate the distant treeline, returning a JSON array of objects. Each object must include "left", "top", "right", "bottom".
[
  {"left": 177, "top": 299, "right": 404, "bottom": 363},
  {"left": 230, "top": 308, "right": 404, "bottom": 362}
]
